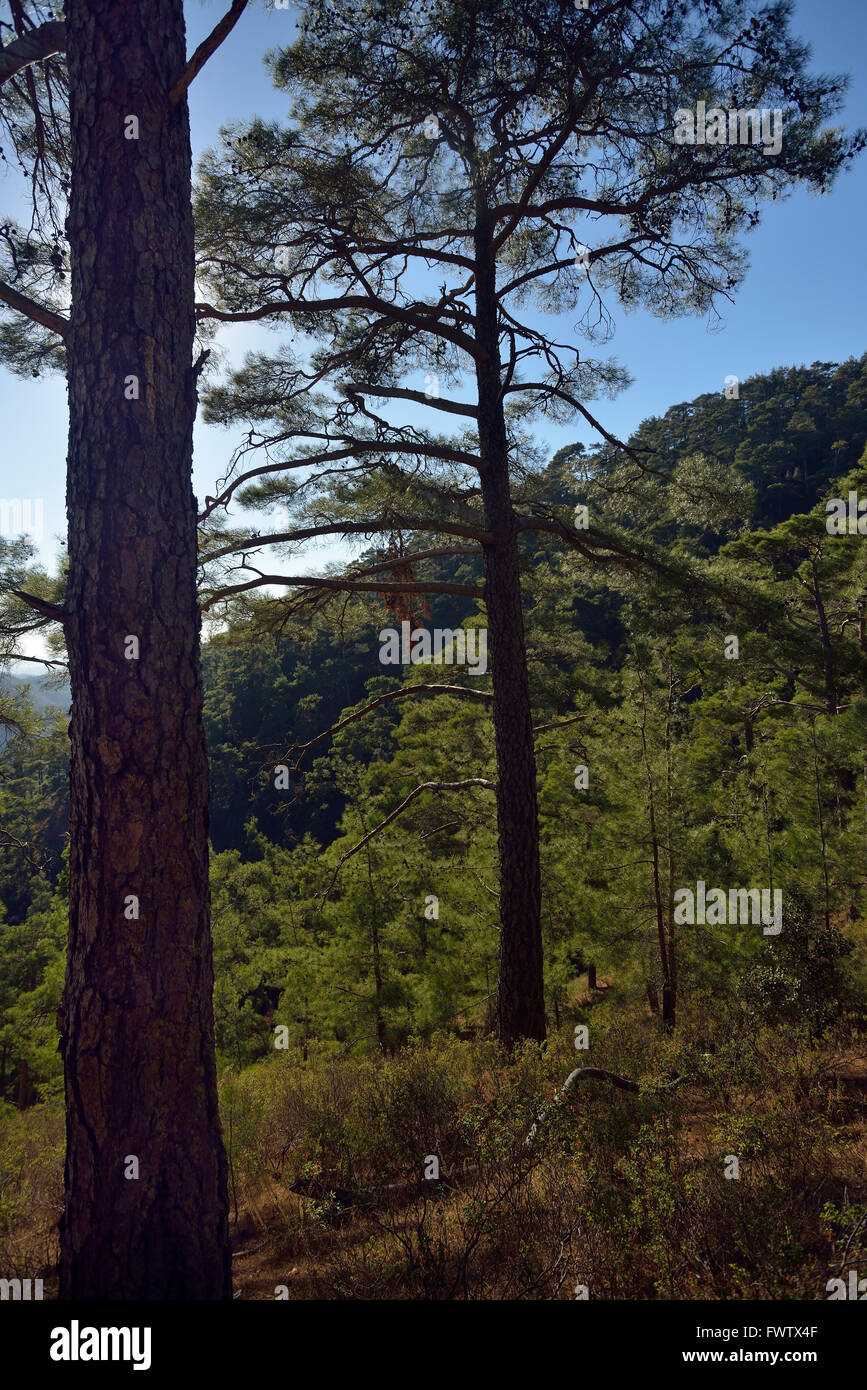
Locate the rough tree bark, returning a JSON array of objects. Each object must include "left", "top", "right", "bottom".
[
  {"left": 474, "top": 206, "right": 545, "bottom": 1048},
  {"left": 59, "top": 0, "right": 231, "bottom": 1299}
]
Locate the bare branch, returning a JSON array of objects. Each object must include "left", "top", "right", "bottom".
[
  {"left": 1, "top": 652, "right": 68, "bottom": 670},
  {"left": 345, "top": 545, "right": 480, "bottom": 577},
  {"left": 198, "top": 516, "right": 492, "bottom": 559},
  {"left": 0, "top": 18, "right": 65, "bottom": 89},
  {"left": 283, "top": 682, "right": 493, "bottom": 767},
  {"left": 200, "top": 573, "right": 483, "bottom": 610},
  {"left": 321, "top": 778, "right": 496, "bottom": 902},
  {"left": 0, "top": 825, "right": 49, "bottom": 873},
  {"left": 526, "top": 1068, "right": 691, "bottom": 1149},
  {"left": 276, "top": 683, "right": 587, "bottom": 776},
  {"left": 507, "top": 383, "right": 665, "bottom": 482},
  {"left": 11, "top": 589, "right": 65, "bottom": 621},
  {"left": 201, "top": 441, "right": 485, "bottom": 518},
  {"left": 345, "top": 383, "right": 478, "bottom": 419},
  {"left": 196, "top": 295, "right": 478, "bottom": 359},
  {"left": 168, "top": 0, "right": 249, "bottom": 105},
  {"left": 0, "top": 278, "right": 69, "bottom": 339},
  {"left": 532, "top": 712, "right": 588, "bottom": 736}
]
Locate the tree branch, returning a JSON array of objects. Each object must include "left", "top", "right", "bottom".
[
  {"left": 278, "top": 685, "right": 586, "bottom": 775},
  {"left": 321, "top": 779, "right": 496, "bottom": 903},
  {"left": 343, "top": 546, "right": 480, "bottom": 577},
  {"left": 0, "top": 825, "right": 49, "bottom": 873},
  {"left": 507, "top": 384, "right": 666, "bottom": 482},
  {"left": 525, "top": 1068, "right": 691, "bottom": 1149},
  {"left": 345, "top": 383, "right": 478, "bottom": 419},
  {"left": 0, "top": 278, "right": 69, "bottom": 339},
  {"left": 168, "top": 0, "right": 249, "bottom": 105},
  {"left": 282, "top": 682, "right": 494, "bottom": 768},
  {"left": 196, "top": 295, "right": 478, "bottom": 359},
  {"left": 1, "top": 652, "right": 68, "bottom": 670},
  {"left": 198, "top": 516, "right": 492, "bottom": 559},
  {"left": 532, "top": 712, "right": 588, "bottom": 736},
  {"left": 0, "top": 18, "right": 65, "bottom": 88},
  {"left": 11, "top": 589, "right": 65, "bottom": 621},
  {"left": 201, "top": 441, "right": 485, "bottom": 518},
  {"left": 200, "top": 573, "right": 483, "bottom": 610}
]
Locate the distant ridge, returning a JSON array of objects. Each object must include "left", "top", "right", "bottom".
[{"left": 1, "top": 671, "right": 71, "bottom": 714}]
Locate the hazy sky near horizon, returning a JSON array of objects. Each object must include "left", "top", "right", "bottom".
[{"left": 1, "top": 0, "right": 866, "bottom": 591}]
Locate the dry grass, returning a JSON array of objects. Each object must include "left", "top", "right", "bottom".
[{"left": 3, "top": 1006, "right": 866, "bottom": 1300}]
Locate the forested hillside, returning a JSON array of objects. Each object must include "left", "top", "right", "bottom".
[
  {"left": 1, "top": 355, "right": 866, "bottom": 1298},
  {"left": 3, "top": 355, "right": 866, "bottom": 1062}
]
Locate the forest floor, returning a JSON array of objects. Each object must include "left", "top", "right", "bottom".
[
  {"left": 3, "top": 1018, "right": 866, "bottom": 1300},
  {"left": 223, "top": 1034, "right": 867, "bottom": 1300}
]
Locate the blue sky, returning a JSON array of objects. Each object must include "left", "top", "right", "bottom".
[{"left": 1, "top": 0, "right": 866, "bottom": 589}]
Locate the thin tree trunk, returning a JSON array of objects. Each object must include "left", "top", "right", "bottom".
[
  {"left": 365, "top": 848, "right": 387, "bottom": 1053},
  {"left": 809, "top": 560, "right": 838, "bottom": 716},
  {"left": 743, "top": 711, "right": 754, "bottom": 754},
  {"left": 637, "top": 665, "right": 674, "bottom": 1032},
  {"left": 810, "top": 720, "right": 832, "bottom": 932},
  {"left": 473, "top": 206, "right": 544, "bottom": 1048},
  {"left": 60, "top": 0, "right": 230, "bottom": 1299},
  {"left": 664, "top": 659, "right": 677, "bottom": 1022},
  {"left": 17, "top": 1058, "right": 30, "bottom": 1111}
]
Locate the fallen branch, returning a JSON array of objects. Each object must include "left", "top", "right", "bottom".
[
  {"left": 286, "top": 1067, "right": 693, "bottom": 1221},
  {"left": 288, "top": 1165, "right": 483, "bottom": 1220},
  {"left": 525, "top": 1067, "right": 691, "bottom": 1150}
]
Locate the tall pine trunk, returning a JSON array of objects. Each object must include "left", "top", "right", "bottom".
[
  {"left": 474, "top": 209, "right": 545, "bottom": 1048},
  {"left": 59, "top": 0, "right": 231, "bottom": 1299}
]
